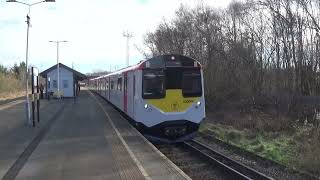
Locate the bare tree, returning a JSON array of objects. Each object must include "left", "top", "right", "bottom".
[{"left": 143, "top": 0, "right": 320, "bottom": 107}]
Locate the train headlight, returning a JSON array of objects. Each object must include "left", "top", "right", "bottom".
[
  {"left": 144, "top": 104, "right": 148, "bottom": 109},
  {"left": 196, "top": 101, "right": 201, "bottom": 108}
]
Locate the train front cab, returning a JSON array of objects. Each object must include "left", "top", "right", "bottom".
[{"left": 135, "top": 55, "right": 206, "bottom": 142}]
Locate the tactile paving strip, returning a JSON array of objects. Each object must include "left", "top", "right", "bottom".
[
  {"left": 96, "top": 94, "right": 190, "bottom": 180},
  {"left": 90, "top": 91, "right": 147, "bottom": 180},
  {"left": 106, "top": 135, "right": 146, "bottom": 180}
]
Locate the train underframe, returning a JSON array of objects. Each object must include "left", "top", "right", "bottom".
[{"left": 129, "top": 118, "right": 201, "bottom": 143}]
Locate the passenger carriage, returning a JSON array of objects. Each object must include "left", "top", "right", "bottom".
[{"left": 89, "top": 54, "right": 206, "bottom": 142}]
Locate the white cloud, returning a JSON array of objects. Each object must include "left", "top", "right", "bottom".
[{"left": 0, "top": 0, "right": 232, "bottom": 73}]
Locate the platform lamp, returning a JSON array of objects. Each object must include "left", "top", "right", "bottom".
[{"left": 6, "top": 0, "right": 55, "bottom": 126}]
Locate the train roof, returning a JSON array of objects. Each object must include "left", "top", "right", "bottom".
[
  {"left": 90, "top": 61, "right": 144, "bottom": 80},
  {"left": 90, "top": 54, "right": 200, "bottom": 81}
]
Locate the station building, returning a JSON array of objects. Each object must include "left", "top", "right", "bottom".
[{"left": 40, "top": 63, "right": 86, "bottom": 98}]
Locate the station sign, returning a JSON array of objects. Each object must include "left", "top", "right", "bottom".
[{"left": 31, "top": 66, "right": 40, "bottom": 127}]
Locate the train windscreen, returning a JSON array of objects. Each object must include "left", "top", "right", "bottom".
[
  {"left": 165, "top": 68, "right": 202, "bottom": 97},
  {"left": 142, "top": 70, "right": 165, "bottom": 99},
  {"left": 142, "top": 67, "right": 202, "bottom": 99},
  {"left": 182, "top": 69, "right": 202, "bottom": 97}
]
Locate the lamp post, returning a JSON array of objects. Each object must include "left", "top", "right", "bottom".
[
  {"left": 49, "top": 40, "right": 68, "bottom": 98},
  {"left": 7, "top": 0, "right": 55, "bottom": 126},
  {"left": 123, "top": 31, "right": 133, "bottom": 67}
]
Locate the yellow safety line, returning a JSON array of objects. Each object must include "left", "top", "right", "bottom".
[
  {"left": 120, "top": 115, "right": 192, "bottom": 180},
  {"left": 88, "top": 90, "right": 151, "bottom": 180},
  {"left": 121, "top": 115, "right": 192, "bottom": 180}
]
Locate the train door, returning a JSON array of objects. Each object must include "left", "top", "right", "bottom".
[
  {"left": 132, "top": 74, "right": 135, "bottom": 118},
  {"left": 98, "top": 80, "right": 100, "bottom": 93},
  {"left": 100, "top": 79, "right": 102, "bottom": 95},
  {"left": 126, "top": 72, "right": 135, "bottom": 118},
  {"left": 108, "top": 77, "right": 111, "bottom": 100},
  {"left": 124, "top": 73, "right": 128, "bottom": 113},
  {"left": 104, "top": 78, "right": 107, "bottom": 97}
]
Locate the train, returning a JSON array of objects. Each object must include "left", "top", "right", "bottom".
[{"left": 89, "top": 54, "right": 205, "bottom": 142}]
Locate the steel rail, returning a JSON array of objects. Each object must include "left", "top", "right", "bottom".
[{"left": 184, "top": 140, "right": 274, "bottom": 180}]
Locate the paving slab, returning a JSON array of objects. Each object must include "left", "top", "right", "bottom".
[
  {"left": 15, "top": 91, "right": 143, "bottom": 180},
  {"left": 0, "top": 98, "right": 64, "bottom": 179},
  {"left": 91, "top": 91, "right": 191, "bottom": 180},
  {"left": 2, "top": 90, "right": 190, "bottom": 180}
]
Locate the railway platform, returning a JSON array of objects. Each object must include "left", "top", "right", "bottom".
[
  {"left": 0, "top": 89, "right": 190, "bottom": 180},
  {"left": 0, "top": 97, "right": 63, "bottom": 179}
]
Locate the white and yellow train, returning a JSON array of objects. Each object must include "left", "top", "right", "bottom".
[{"left": 89, "top": 54, "right": 205, "bottom": 142}]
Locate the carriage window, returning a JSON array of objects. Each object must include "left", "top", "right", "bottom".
[
  {"left": 142, "top": 70, "right": 165, "bottom": 99},
  {"left": 182, "top": 70, "right": 202, "bottom": 97},
  {"left": 117, "top": 78, "right": 122, "bottom": 91},
  {"left": 111, "top": 81, "right": 114, "bottom": 90}
]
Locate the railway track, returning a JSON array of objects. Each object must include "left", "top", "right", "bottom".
[
  {"left": 155, "top": 140, "right": 274, "bottom": 180},
  {"left": 184, "top": 140, "right": 274, "bottom": 180},
  {"left": 197, "top": 132, "right": 320, "bottom": 180}
]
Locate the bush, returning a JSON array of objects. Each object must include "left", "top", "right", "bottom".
[
  {"left": 295, "top": 127, "right": 320, "bottom": 174},
  {"left": 0, "top": 73, "right": 23, "bottom": 94}
]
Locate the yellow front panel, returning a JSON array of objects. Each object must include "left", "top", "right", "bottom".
[{"left": 147, "top": 89, "right": 200, "bottom": 112}]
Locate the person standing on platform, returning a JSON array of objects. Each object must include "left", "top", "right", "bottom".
[
  {"left": 78, "top": 83, "right": 80, "bottom": 95},
  {"left": 40, "top": 84, "right": 44, "bottom": 99}
]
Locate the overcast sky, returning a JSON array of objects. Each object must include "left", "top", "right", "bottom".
[{"left": 0, "top": 0, "right": 232, "bottom": 73}]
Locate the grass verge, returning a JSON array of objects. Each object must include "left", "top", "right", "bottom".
[
  {"left": 0, "top": 73, "right": 24, "bottom": 101},
  {"left": 199, "top": 122, "right": 320, "bottom": 176}
]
